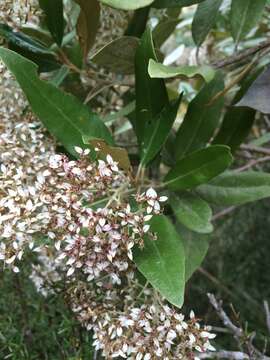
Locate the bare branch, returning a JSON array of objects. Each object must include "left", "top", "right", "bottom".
[
  {"left": 212, "top": 206, "right": 237, "bottom": 221},
  {"left": 212, "top": 39, "right": 270, "bottom": 69},
  {"left": 207, "top": 294, "right": 270, "bottom": 360},
  {"left": 207, "top": 293, "right": 243, "bottom": 338},
  {"left": 235, "top": 156, "right": 270, "bottom": 173},
  {"left": 240, "top": 145, "right": 270, "bottom": 156}
]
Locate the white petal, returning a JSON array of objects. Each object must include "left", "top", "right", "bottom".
[
  {"left": 67, "top": 267, "right": 75, "bottom": 277},
  {"left": 146, "top": 188, "right": 157, "bottom": 198},
  {"left": 74, "top": 146, "right": 83, "bottom": 154}
]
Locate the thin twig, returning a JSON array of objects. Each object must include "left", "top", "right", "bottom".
[
  {"left": 235, "top": 156, "right": 270, "bottom": 172},
  {"left": 212, "top": 39, "right": 270, "bottom": 69},
  {"left": 240, "top": 145, "right": 270, "bottom": 156},
  {"left": 209, "top": 56, "right": 259, "bottom": 105},
  {"left": 207, "top": 293, "right": 243, "bottom": 337},
  {"left": 199, "top": 269, "right": 235, "bottom": 297},
  {"left": 57, "top": 49, "right": 82, "bottom": 74},
  {"left": 207, "top": 294, "right": 270, "bottom": 360},
  {"left": 212, "top": 206, "right": 237, "bottom": 221}
]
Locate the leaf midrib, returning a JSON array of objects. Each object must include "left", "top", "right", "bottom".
[{"left": 20, "top": 67, "right": 89, "bottom": 137}]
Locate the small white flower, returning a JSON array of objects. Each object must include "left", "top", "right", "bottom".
[
  {"left": 146, "top": 188, "right": 157, "bottom": 198},
  {"left": 6, "top": 255, "right": 16, "bottom": 264},
  {"left": 116, "top": 327, "right": 123, "bottom": 337},
  {"left": 67, "top": 267, "right": 75, "bottom": 277},
  {"left": 74, "top": 146, "right": 83, "bottom": 154}
]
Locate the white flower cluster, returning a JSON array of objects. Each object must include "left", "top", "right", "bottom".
[
  {"left": 70, "top": 280, "right": 216, "bottom": 360},
  {"left": 39, "top": 149, "right": 165, "bottom": 285},
  {"left": 0, "top": 64, "right": 216, "bottom": 359},
  {"left": 92, "top": 306, "right": 216, "bottom": 359},
  {"left": 0, "top": 64, "right": 55, "bottom": 272}
]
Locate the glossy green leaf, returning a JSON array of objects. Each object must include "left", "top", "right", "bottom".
[
  {"left": 99, "top": 0, "right": 154, "bottom": 10},
  {"left": 0, "top": 47, "right": 113, "bottom": 157},
  {"left": 140, "top": 95, "right": 182, "bottom": 166},
  {"left": 231, "top": 0, "right": 267, "bottom": 43},
  {"left": 20, "top": 26, "right": 54, "bottom": 47},
  {"left": 170, "top": 192, "right": 213, "bottom": 233},
  {"left": 92, "top": 37, "right": 139, "bottom": 75},
  {"left": 0, "top": 24, "right": 54, "bottom": 54},
  {"left": 133, "top": 215, "right": 185, "bottom": 308},
  {"left": 39, "top": 0, "right": 64, "bottom": 46},
  {"left": 192, "top": 0, "right": 223, "bottom": 46},
  {"left": 176, "top": 224, "right": 209, "bottom": 281},
  {"left": 75, "top": 0, "right": 100, "bottom": 60},
  {"left": 153, "top": 0, "right": 205, "bottom": 8},
  {"left": 0, "top": 23, "right": 59, "bottom": 72},
  {"left": 164, "top": 145, "right": 233, "bottom": 191},
  {"left": 135, "top": 28, "right": 169, "bottom": 147},
  {"left": 174, "top": 72, "right": 224, "bottom": 160},
  {"left": 148, "top": 59, "right": 215, "bottom": 82},
  {"left": 213, "top": 107, "right": 255, "bottom": 152},
  {"left": 197, "top": 171, "right": 270, "bottom": 206}
]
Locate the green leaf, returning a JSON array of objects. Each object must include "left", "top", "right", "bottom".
[
  {"left": 49, "top": 65, "right": 69, "bottom": 87},
  {"left": 135, "top": 28, "right": 169, "bottom": 147},
  {"left": 176, "top": 224, "right": 209, "bottom": 281},
  {"left": 213, "top": 68, "right": 260, "bottom": 152},
  {"left": 174, "top": 72, "right": 224, "bottom": 160},
  {"left": 125, "top": 7, "right": 151, "bottom": 38},
  {"left": 0, "top": 24, "right": 54, "bottom": 54},
  {"left": 164, "top": 145, "right": 233, "bottom": 191},
  {"left": 99, "top": 0, "right": 154, "bottom": 10},
  {"left": 91, "top": 37, "right": 139, "bottom": 75},
  {"left": 192, "top": 0, "right": 223, "bottom": 47},
  {"left": 20, "top": 26, "right": 54, "bottom": 47},
  {"left": 170, "top": 192, "right": 213, "bottom": 234},
  {"left": 231, "top": 0, "right": 267, "bottom": 43},
  {"left": 148, "top": 59, "right": 215, "bottom": 82},
  {"left": 75, "top": 0, "right": 100, "bottom": 60},
  {"left": 38, "top": 0, "right": 64, "bottom": 46},
  {"left": 140, "top": 95, "right": 182, "bottom": 166},
  {"left": 0, "top": 47, "right": 113, "bottom": 157},
  {"left": 133, "top": 215, "right": 185, "bottom": 308},
  {"left": 0, "top": 23, "right": 59, "bottom": 72},
  {"left": 197, "top": 171, "right": 270, "bottom": 206},
  {"left": 153, "top": 0, "right": 205, "bottom": 8},
  {"left": 153, "top": 17, "right": 180, "bottom": 47},
  {"left": 212, "top": 107, "right": 255, "bottom": 152}
]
